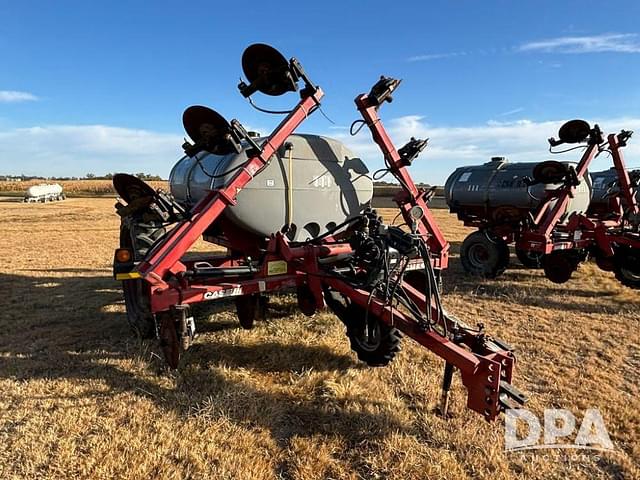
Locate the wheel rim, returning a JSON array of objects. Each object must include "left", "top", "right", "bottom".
[
  {"left": 468, "top": 243, "right": 490, "bottom": 267},
  {"left": 353, "top": 319, "right": 381, "bottom": 352}
]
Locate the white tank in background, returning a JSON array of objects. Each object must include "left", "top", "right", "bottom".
[{"left": 24, "top": 183, "right": 66, "bottom": 203}]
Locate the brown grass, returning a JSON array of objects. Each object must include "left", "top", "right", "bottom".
[{"left": 0, "top": 198, "right": 638, "bottom": 479}]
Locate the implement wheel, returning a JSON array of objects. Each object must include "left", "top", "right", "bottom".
[
  {"left": 120, "top": 221, "right": 166, "bottom": 339},
  {"left": 613, "top": 246, "right": 640, "bottom": 289},
  {"left": 460, "top": 231, "right": 510, "bottom": 278},
  {"left": 345, "top": 303, "right": 402, "bottom": 367}
]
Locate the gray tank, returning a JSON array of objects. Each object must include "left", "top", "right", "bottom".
[
  {"left": 588, "top": 167, "right": 640, "bottom": 216},
  {"left": 445, "top": 157, "right": 592, "bottom": 226},
  {"left": 169, "top": 133, "right": 373, "bottom": 241}
]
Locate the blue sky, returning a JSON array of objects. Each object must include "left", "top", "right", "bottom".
[{"left": 1, "top": 0, "right": 640, "bottom": 182}]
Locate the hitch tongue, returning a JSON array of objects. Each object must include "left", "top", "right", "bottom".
[{"left": 498, "top": 380, "right": 528, "bottom": 410}]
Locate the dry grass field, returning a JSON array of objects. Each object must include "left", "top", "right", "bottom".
[
  {"left": 0, "top": 198, "right": 638, "bottom": 479},
  {"left": 0, "top": 179, "right": 168, "bottom": 196}
]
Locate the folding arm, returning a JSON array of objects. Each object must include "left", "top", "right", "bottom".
[
  {"left": 354, "top": 90, "right": 449, "bottom": 268},
  {"left": 609, "top": 132, "right": 639, "bottom": 217},
  {"left": 136, "top": 89, "right": 324, "bottom": 292}
]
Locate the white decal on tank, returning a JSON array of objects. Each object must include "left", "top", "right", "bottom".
[{"left": 313, "top": 176, "right": 332, "bottom": 188}]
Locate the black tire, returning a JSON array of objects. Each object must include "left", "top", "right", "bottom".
[
  {"left": 119, "top": 221, "right": 166, "bottom": 339},
  {"left": 122, "top": 220, "right": 167, "bottom": 260},
  {"left": 460, "top": 231, "right": 510, "bottom": 278},
  {"left": 595, "top": 254, "right": 615, "bottom": 272},
  {"left": 613, "top": 246, "right": 640, "bottom": 289},
  {"left": 542, "top": 250, "right": 579, "bottom": 284},
  {"left": 122, "top": 279, "right": 155, "bottom": 338},
  {"left": 515, "top": 248, "right": 544, "bottom": 269},
  {"left": 344, "top": 303, "right": 402, "bottom": 367}
]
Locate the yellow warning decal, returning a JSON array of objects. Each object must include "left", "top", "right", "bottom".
[
  {"left": 267, "top": 260, "right": 288, "bottom": 276},
  {"left": 115, "top": 272, "right": 142, "bottom": 280}
]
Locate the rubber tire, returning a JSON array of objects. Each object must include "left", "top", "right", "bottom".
[
  {"left": 515, "top": 248, "right": 544, "bottom": 269},
  {"left": 595, "top": 254, "right": 615, "bottom": 272},
  {"left": 345, "top": 303, "right": 402, "bottom": 367},
  {"left": 613, "top": 246, "right": 640, "bottom": 289},
  {"left": 119, "top": 222, "right": 165, "bottom": 339},
  {"left": 460, "top": 231, "right": 510, "bottom": 278}
]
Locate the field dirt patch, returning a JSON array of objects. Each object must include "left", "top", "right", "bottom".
[{"left": 0, "top": 198, "right": 638, "bottom": 479}]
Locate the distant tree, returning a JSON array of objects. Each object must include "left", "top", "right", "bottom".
[{"left": 86, "top": 173, "right": 96, "bottom": 179}]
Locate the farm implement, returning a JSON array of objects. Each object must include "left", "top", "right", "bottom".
[
  {"left": 446, "top": 120, "right": 640, "bottom": 287},
  {"left": 112, "top": 44, "right": 526, "bottom": 420}
]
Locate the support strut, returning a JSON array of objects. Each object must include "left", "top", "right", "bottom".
[{"left": 439, "top": 361, "right": 455, "bottom": 417}]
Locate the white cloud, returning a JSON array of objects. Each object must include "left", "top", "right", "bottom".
[
  {"left": 497, "top": 107, "right": 524, "bottom": 117},
  {"left": 0, "top": 90, "right": 38, "bottom": 103},
  {"left": 0, "top": 125, "right": 182, "bottom": 177},
  {"left": 3, "top": 118, "right": 640, "bottom": 184},
  {"left": 328, "top": 116, "right": 640, "bottom": 184},
  {"left": 407, "top": 51, "right": 466, "bottom": 62},
  {"left": 519, "top": 33, "right": 640, "bottom": 54}
]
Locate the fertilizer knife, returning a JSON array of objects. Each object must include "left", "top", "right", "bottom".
[{"left": 112, "top": 44, "right": 527, "bottom": 421}]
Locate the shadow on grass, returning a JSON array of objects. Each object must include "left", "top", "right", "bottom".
[
  {"left": 443, "top": 254, "right": 639, "bottom": 315},
  {"left": 0, "top": 271, "right": 403, "bottom": 451}
]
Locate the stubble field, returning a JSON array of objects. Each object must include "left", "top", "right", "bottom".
[
  {"left": 0, "top": 198, "right": 638, "bottom": 479},
  {"left": 0, "top": 179, "right": 168, "bottom": 196}
]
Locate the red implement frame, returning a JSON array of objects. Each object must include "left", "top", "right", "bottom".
[
  {"left": 349, "top": 89, "right": 519, "bottom": 419},
  {"left": 518, "top": 142, "right": 599, "bottom": 252},
  {"left": 354, "top": 94, "right": 450, "bottom": 269},
  {"left": 609, "top": 133, "right": 639, "bottom": 217},
  {"left": 122, "top": 81, "right": 524, "bottom": 420},
  {"left": 136, "top": 89, "right": 325, "bottom": 292},
  {"left": 517, "top": 132, "right": 640, "bottom": 259}
]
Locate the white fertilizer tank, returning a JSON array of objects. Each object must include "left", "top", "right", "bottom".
[{"left": 24, "top": 183, "right": 65, "bottom": 203}]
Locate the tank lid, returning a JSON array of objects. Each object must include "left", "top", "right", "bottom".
[{"left": 483, "top": 156, "right": 508, "bottom": 166}]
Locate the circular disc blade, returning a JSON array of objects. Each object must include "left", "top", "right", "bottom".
[
  {"left": 241, "top": 43, "right": 292, "bottom": 96},
  {"left": 532, "top": 160, "right": 570, "bottom": 184},
  {"left": 183, "top": 105, "right": 230, "bottom": 143},
  {"left": 113, "top": 173, "right": 156, "bottom": 203},
  {"left": 558, "top": 119, "right": 591, "bottom": 144},
  {"left": 158, "top": 313, "right": 181, "bottom": 369},
  {"left": 182, "top": 105, "right": 236, "bottom": 155}
]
